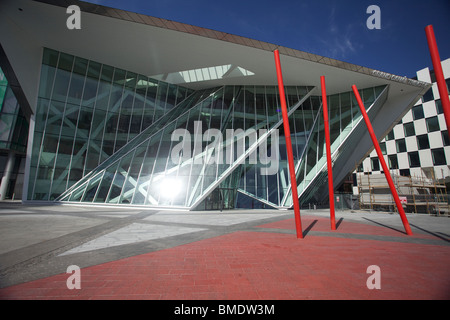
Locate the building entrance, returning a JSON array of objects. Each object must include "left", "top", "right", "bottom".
[{"left": 203, "top": 188, "right": 236, "bottom": 211}]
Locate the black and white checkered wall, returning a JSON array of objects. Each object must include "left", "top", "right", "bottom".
[{"left": 355, "top": 58, "right": 450, "bottom": 186}]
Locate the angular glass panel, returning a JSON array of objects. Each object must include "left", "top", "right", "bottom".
[
  {"left": 53, "top": 80, "right": 388, "bottom": 210},
  {"left": 42, "top": 48, "right": 59, "bottom": 67},
  {"left": 94, "top": 164, "right": 118, "bottom": 203},
  {"left": 107, "top": 150, "right": 134, "bottom": 204},
  {"left": 82, "top": 176, "right": 101, "bottom": 202},
  {"left": 2, "top": 87, "right": 18, "bottom": 114},
  {"left": 60, "top": 103, "right": 79, "bottom": 138},
  {"left": 69, "top": 184, "right": 86, "bottom": 202},
  {"left": 113, "top": 68, "right": 126, "bottom": 86},
  {"left": 0, "top": 114, "right": 15, "bottom": 141},
  {"left": 34, "top": 49, "right": 199, "bottom": 201},
  {"left": 38, "top": 65, "right": 57, "bottom": 99},
  {"left": 58, "top": 53, "right": 74, "bottom": 72},
  {"left": 287, "top": 85, "right": 387, "bottom": 206},
  {"left": 87, "top": 61, "right": 102, "bottom": 80},
  {"left": 120, "top": 145, "right": 147, "bottom": 204},
  {"left": 52, "top": 69, "right": 71, "bottom": 102},
  {"left": 328, "top": 94, "right": 341, "bottom": 146}
]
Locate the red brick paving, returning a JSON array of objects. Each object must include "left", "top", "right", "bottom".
[{"left": 0, "top": 216, "right": 449, "bottom": 300}]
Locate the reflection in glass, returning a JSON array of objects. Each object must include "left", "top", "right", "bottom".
[{"left": 31, "top": 48, "right": 389, "bottom": 210}]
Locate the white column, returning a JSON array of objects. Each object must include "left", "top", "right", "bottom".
[{"left": 0, "top": 151, "right": 16, "bottom": 200}]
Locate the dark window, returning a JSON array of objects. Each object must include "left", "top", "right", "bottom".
[
  {"left": 408, "top": 151, "right": 421, "bottom": 168},
  {"left": 430, "top": 70, "right": 436, "bottom": 83},
  {"left": 416, "top": 134, "right": 430, "bottom": 150},
  {"left": 403, "top": 122, "right": 415, "bottom": 137},
  {"left": 357, "top": 163, "right": 364, "bottom": 172},
  {"left": 442, "top": 131, "right": 450, "bottom": 146},
  {"left": 431, "top": 148, "right": 446, "bottom": 165},
  {"left": 396, "top": 139, "right": 406, "bottom": 153},
  {"left": 436, "top": 99, "right": 442, "bottom": 114},
  {"left": 388, "top": 155, "right": 398, "bottom": 169},
  {"left": 385, "top": 130, "right": 395, "bottom": 141},
  {"left": 371, "top": 157, "right": 380, "bottom": 171},
  {"left": 399, "top": 169, "right": 410, "bottom": 177},
  {"left": 422, "top": 88, "right": 434, "bottom": 103},
  {"left": 412, "top": 105, "right": 424, "bottom": 120},
  {"left": 426, "top": 116, "right": 440, "bottom": 132},
  {"left": 380, "top": 142, "right": 386, "bottom": 155}
]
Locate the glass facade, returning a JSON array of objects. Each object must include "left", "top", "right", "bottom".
[
  {"left": 28, "top": 48, "right": 386, "bottom": 209},
  {"left": 28, "top": 49, "right": 193, "bottom": 200},
  {"left": 0, "top": 67, "right": 28, "bottom": 153},
  {"left": 285, "top": 85, "right": 386, "bottom": 206}
]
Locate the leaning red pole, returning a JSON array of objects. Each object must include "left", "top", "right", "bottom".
[
  {"left": 425, "top": 25, "right": 450, "bottom": 131},
  {"left": 274, "top": 49, "right": 303, "bottom": 239},
  {"left": 321, "top": 76, "right": 336, "bottom": 230},
  {"left": 352, "top": 85, "right": 413, "bottom": 235}
]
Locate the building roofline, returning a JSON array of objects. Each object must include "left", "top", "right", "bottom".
[{"left": 34, "top": 0, "right": 428, "bottom": 89}]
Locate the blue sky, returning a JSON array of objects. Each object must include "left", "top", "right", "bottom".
[{"left": 85, "top": 0, "right": 450, "bottom": 78}]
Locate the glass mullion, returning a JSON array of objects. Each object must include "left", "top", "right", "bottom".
[
  {"left": 119, "top": 145, "right": 145, "bottom": 204},
  {"left": 130, "top": 137, "right": 153, "bottom": 205},
  {"left": 112, "top": 69, "right": 127, "bottom": 153},
  {"left": 64, "top": 60, "right": 90, "bottom": 191},
  {"left": 106, "top": 149, "right": 133, "bottom": 204},
  {"left": 184, "top": 97, "right": 211, "bottom": 206},
  {"left": 199, "top": 93, "right": 217, "bottom": 198},
  {"left": 143, "top": 130, "right": 165, "bottom": 205},
  {"left": 30, "top": 50, "right": 61, "bottom": 200},
  {"left": 48, "top": 56, "right": 76, "bottom": 200}
]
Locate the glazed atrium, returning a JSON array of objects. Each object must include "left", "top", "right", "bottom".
[{"left": 0, "top": 0, "right": 430, "bottom": 210}]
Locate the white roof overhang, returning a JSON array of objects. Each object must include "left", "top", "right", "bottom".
[{"left": 0, "top": 0, "right": 430, "bottom": 115}]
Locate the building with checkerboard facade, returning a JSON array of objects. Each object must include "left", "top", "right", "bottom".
[{"left": 354, "top": 58, "right": 450, "bottom": 194}]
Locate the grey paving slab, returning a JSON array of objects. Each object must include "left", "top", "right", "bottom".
[
  {"left": 0, "top": 214, "right": 105, "bottom": 254},
  {"left": 143, "top": 212, "right": 288, "bottom": 226},
  {"left": 59, "top": 223, "right": 207, "bottom": 255}
]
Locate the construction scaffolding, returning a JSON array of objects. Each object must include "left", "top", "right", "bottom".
[{"left": 357, "top": 170, "right": 449, "bottom": 216}]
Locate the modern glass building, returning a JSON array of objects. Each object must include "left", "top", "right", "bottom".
[
  {"left": 0, "top": 0, "right": 430, "bottom": 210},
  {"left": 0, "top": 66, "right": 29, "bottom": 200}
]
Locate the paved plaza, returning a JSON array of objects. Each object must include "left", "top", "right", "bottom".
[{"left": 0, "top": 201, "right": 449, "bottom": 300}]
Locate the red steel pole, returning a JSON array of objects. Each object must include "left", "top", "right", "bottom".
[
  {"left": 352, "top": 85, "right": 413, "bottom": 235},
  {"left": 274, "top": 49, "right": 303, "bottom": 239},
  {"left": 321, "top": 76, "right": 336, "bottom": 230},
  {"left": 425, "top": 25, "right": 450, "bottom": 131}
]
